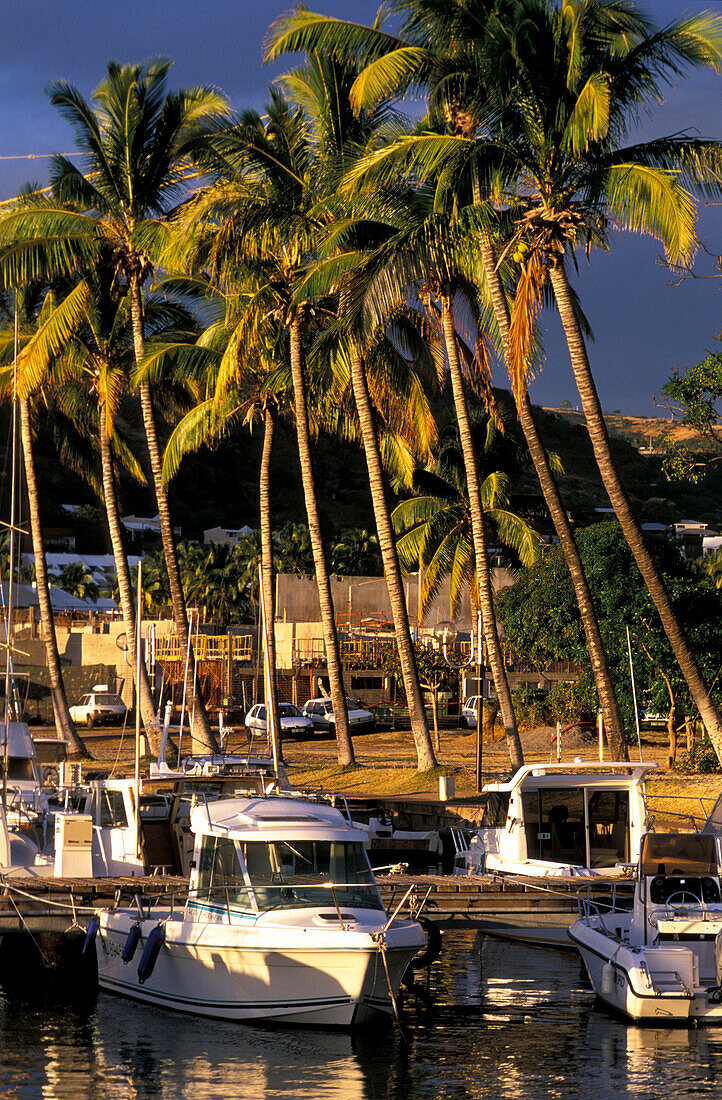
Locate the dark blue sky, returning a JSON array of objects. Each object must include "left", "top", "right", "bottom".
[{"left": 1, "top": 0, "right": 720, "bottom": 416}]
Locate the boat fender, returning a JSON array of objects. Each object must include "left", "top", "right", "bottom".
[
  {"left": 122, "top": 922, "right": 143, "bottom": 964},
  {"left": 137, "top": 923, "right": 166, "bottom": 984},
  {"left": 601, "top": 962, "right": 615, "bottom": 996},
  {"left": 409, "top": 917, "right": 442, "bottom": 970},
  {"left": 82, "top": 916, "right": 100, "bottom": 957}
]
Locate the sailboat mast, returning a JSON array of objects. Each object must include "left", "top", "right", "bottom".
[{"left": 2, "top": 308, "right": 19, "bottom": 813}]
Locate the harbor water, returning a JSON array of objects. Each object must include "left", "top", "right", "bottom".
[{"left": 2, "top": 930, "right": 722, "bottom": 1099}]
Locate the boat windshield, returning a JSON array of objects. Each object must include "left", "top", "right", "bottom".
[
  {"left": 196, "top": 835, "right": 383, "bottom": 912},
  {"left": 640, "top": 833, "right": 718, "bottom": 876}
]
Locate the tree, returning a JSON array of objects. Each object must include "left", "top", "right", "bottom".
[
  {"left": 497, "top": 523, "right": 722, "bottom": 760},
  {"left": 263, "top": 36, "right": 441, "bottom": 771},
  {"left": 0, "top": 59, "right": 226, "bottom": 753},
  {"left": 0, "top": 290, "right": 88, "bottom": 755},
  {"left": 54, "top": 562, "right": 99, "bottom": 604},
  {"left": 331, "top": 528, "right": 382, "bottom": 576},
  {"left": 660, "top": 343, "right": 722, "bottom": 482}
]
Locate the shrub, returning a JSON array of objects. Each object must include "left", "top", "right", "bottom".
[
  {"left": 674, "top": 737, "right": 722, "bottom": 775},
  {"left": 512, "top": 688, "right": 552, "bottom": 729}
]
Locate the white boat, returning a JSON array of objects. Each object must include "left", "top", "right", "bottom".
[
  {"left": 95, "top": 794, "right": 426, "bottom": 1026},
  {"left": 454, "top": 761, "right": 655, "bottom": 878},
  {"left": 569, "top": 830, "right": 722, "bottom": 1024}
]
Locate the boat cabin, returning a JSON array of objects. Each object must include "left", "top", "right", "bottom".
[
  {"left": 633, "top": 832, "right": 722, "bottom": 952},
  {"left": 456, "top": 762, "right": 656, "bottom": 877},
  {"left": 187, "top": 796, "right": 384, "bottom": 923},
  {"left": 0, "top": 721, "right": 44, "bottom": 809}
]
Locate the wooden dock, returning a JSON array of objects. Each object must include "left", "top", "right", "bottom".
[{"left": 0, "top": 872, "right": 633, "bottom": 935}]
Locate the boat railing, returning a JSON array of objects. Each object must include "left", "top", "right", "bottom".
[
  {"left": 124, "top": 879, "right": 384, "bottom": 923},
  {"left": 576, "top": 881, "right": 633, "bottom": 924}
]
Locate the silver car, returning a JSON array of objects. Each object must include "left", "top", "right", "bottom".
[{"left": 244, "top": 702, "right": 316, "bottom": 739}]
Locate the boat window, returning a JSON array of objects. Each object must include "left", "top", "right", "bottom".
[
  {"left": 197, "top": 835, "right": 252, "bottom": 907},
  {"left": 239, "top": 840, "right": 383, "bottom": 912},
  {"left": 4, "top": 757, "right": 36, "bottom": 781},
  {"left": 139, "top": 795, "right": 171, "bottom": 821},
  {"left": 480, "top": 792, "right": 510, "bottom": 828},
  {"left": 523, "top": 788, "right": 586, "bottom": 865},
  {"left": 99, "top": 789, "right": 128, "bottom": 828},
  {"left": 640, "top": 833, "right": 718, "bottom": 876}
]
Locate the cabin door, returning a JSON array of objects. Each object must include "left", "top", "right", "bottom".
[{"left": 585, "top": 789, "right": 630, "bottom": 867}]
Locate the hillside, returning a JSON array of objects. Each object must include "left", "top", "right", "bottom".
[{"left": 532, "top": 406, "right": 722, "bottom": 527}]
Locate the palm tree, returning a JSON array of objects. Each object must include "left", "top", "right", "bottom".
[
  {"left": 0, "top": 291, "right": 88, "bottom": 754},
  {"left": 394, "top": 413, "right": 541, "bottom": 767},
  {"left": 54, "top": 562, "right": 100, "bottom": 604},
  {"left": 13, "top": 243, "right": 201, "bottom": 751},
  {"left": 0, "top": 59, "right": 226, "bottom": 753},
  {"left": 331, "top": 528, "right": 382, "bottom": 576},
  {"left": 489, "top": 0, "right": 722, "bottom": 755},
  {"left": 263, "top": 42, "right": 440, "bottom": 771}
]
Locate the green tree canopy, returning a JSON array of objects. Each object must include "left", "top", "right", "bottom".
[{"left": 496, "top": 523, "right": 722, "bottom": 738}]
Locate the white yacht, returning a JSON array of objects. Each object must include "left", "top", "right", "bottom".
[
  {"left": 95, "top": 794, "right": 426, "bottom": 1026},
  {"left": 454, "top": 762, "right": 655, "bottom": 878},
  {"left": 569, "top": 830, "right": 722, "bottom": 1023}
]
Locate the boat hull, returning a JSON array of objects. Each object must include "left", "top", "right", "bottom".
[
  {"left": 97, "top": 909, "right": 424, "bottom": 1027},
  {"left": 569, "top": 920, "right": 722, "bottom": 1025}
]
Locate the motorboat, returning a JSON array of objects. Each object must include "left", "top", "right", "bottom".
[
  {"left": 95, "top": 794, "right": 426, "bottom": 1026},
  {"left": 569, "top": 830, "right": 722, "bottom": 1023},
  {"left": 454, "top": 762, "right": 655, "bottom": 878}
]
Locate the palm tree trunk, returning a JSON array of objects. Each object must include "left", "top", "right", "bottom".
[
  {"left": 129, "top": 277, "right": 218, "bottom": 754},
  {"left": 548, "top": 259, "right": 722, "bottom": 758},
  {"left": 441, "top": 296, "right": 524, "bottom": 768},
  {"left": 19, "top": 399, "right": 88, "bottom": 756},
  {"left": 348, "top": 345, "right": 438, "bottom": 771},
  {"left": 260, "top": 404, "right": 282, "bottom": 764},
  {"left": 99, "top": 396, "right": 159, "bottom": 753},
  {"left": 288, "top": 319, "right": 354, "bottom": 766},
  {"left": 477, "top": 234, "right": 627, "bottom": 759}
]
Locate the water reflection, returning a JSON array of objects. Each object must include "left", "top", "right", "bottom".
[{"left": 2, "top": 931, "right": 722, "bottom": 1099}]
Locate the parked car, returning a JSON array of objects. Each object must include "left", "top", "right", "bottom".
[
  {"left": 301, "top": 697, "right": 376, "bottom": 734},
  {"left": 461, "top": 696, "right": 481, "bottom": 729},
  {"left": 69, "top": 685, "right": 127, "bottom": 728},
  {"left": 244, "top": 702, "right": 316, "bottom": 739}
]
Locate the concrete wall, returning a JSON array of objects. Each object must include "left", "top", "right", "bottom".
[{"left": 275, "top": 570, "right": 514, "bottom": 630}]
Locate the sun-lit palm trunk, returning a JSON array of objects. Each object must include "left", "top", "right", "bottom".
[
  {"left": 99, "top": 396, "right": 159, "bottom": 752},
  {"left": 19, "top": 399, "right": 87, "bottom": 755},
  {"left": 130, "top": 278, "right": 218, "bottom": 755},
  {"left": 348, "top": 346, "right": 437, "bottom": 771},
  {"left": 441, "top": 297, "right": 523, "bottom": 767},
  {"left": 288, "top": 319, "right": 354, "bottom": 767},
  {"left": 548, "top": 259, "right": 722, "bottom": 757},
  {"left": 260, "top": 404, "right": 282, "bottom": 764},
  {"left": 478, "top": 234, "right": 627, "bottom": 759}
]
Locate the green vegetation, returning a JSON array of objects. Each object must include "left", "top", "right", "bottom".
[{"left": 0, "top": 1, "right": 721, "bottom": 767}]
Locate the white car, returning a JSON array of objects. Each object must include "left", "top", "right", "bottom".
[
  {"left": 244, "top": 702, "right": 316, "bottom": 739},
  {"left": 69, "top": 685, "right": 127, "bottom": 728},
  {"left": 461, "top": 696, "right": 481, "bottom": 729},
  {"left": 301, "top": 697, "right": 376, "bottom": 734}
]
